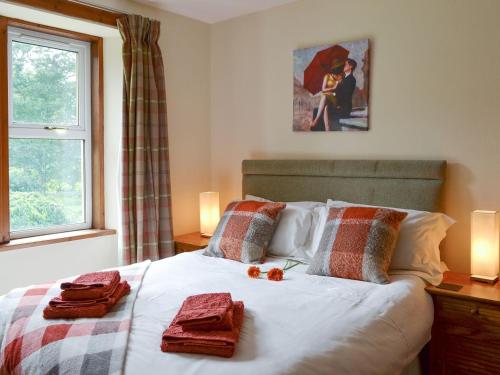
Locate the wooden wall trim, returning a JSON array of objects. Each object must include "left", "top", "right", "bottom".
[
  {"left": 6, "top": 0, "right": 123, "bottom": 28},
  {"left": 7, "top": 17, "right": 101, "bottom": 42},
  {"left": 0, "top": 229, "right": 117, "bottom": 252},
  {"left": 91, "top": 38, "right": 105, "bottom": 229},
  {"left": 0, "top": 17, "right": 9, "bottom": 244}
]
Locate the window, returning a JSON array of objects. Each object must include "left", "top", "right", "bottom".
[{"left": 7, "top": 27, "right": 92, "bottom": 238}]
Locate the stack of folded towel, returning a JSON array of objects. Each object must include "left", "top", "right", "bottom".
[
  {"left": 161, "top": 293, "right": 244, "bottom": 358},
  {"left": 43, "top": 270, "right": 130, "bottom": 319}
]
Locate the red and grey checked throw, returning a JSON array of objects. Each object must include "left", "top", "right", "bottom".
[{"left": 0, "top": 261, "right": 150, "bottom": 375}]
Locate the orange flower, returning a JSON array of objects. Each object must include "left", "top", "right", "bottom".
[
  {"left": 267, "top": 268, "right": 284, "bottom": 281},
  {"left": 247, "top": 266, "right": 261, "bottom": 278}
]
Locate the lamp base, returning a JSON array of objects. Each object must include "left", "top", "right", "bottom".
[
  {"left": 200, "top": 233, "right": 213, "bottom": 238},
  {"left": 470, "top": 274, "right": 499, "bottom": 284}
]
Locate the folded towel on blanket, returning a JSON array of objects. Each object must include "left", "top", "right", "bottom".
[
  {"left": 50, "top": 280, "right": 122, "bottom": 307},
  {"left": 161, "top": 301, "right": 244, "bottom": 358},
  {"left": 60, "top": 270, "right": 120, "bottom": 291},
  {"left": 43, "top": 281, "right": 130, "bottom": 319},
  {"left": 176, "top": 293, "right": 234, "bottom": 331},
  {"left": 60, "top": 276, "right": 120, "bottom": 300}
]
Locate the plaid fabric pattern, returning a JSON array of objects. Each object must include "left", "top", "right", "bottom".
[
  {"left": 0, "top": 261, "right": 150, "bottom": 375},
  {"left": 118, "top": 15, "right": 174, "bottom": 264},
  {"left": 204, "top": 200, "right": 286, "bottom": 263},
  {"left": 307, "top": 207, "right": 407, "bottom": 284}
]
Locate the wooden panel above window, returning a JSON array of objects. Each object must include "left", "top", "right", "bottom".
[{"left": 6, "top": 0, "right": 123, "bottom": 28}]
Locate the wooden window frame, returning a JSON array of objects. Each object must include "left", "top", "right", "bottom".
[
  {"left": 6, "top": 0, "right": 122, "bottom": 28},
  {"left": 0, "top": 17, "right": 106, "bottom": 245}
]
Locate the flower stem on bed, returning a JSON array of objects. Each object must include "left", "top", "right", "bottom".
[{"left": 247, "top": 260, "right": 303, "bottom": 281}]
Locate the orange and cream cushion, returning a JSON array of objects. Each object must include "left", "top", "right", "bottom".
[
  {"left": 307, "top": 206, "right": 407, "bottom": 284},
  {"left": 203, "top": 200, "right": 286, "bottom": 264}
]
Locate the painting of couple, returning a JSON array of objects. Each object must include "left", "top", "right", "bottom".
[{"left": 293, "top": 39, "right": 369, "bottom": 132}]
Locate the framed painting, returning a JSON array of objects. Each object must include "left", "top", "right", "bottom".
[{"left": 293, "top": 39, "right": 370, "bottom": 132}]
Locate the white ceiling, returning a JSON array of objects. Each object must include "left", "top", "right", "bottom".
[{"left": 132, "top": 0, "right": 299, "bottom": 24}]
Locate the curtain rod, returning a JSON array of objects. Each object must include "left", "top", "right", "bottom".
[
  {"left": 68, "top": 0, "right": 130, "bottom": 16},
  {"left": 71, "top": 0, "right": 160, "bottom": 23}
]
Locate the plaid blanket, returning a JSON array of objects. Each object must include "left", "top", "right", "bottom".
[{"left": 0, "top": 260, "right": 150, "bottom": 375}]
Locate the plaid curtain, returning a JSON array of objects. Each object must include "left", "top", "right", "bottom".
[{"left": 117, "top": 15, "right": 174, "bottom": 264}]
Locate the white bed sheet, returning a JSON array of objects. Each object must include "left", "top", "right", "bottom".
[{"left": 124, "top": 251, "right": 433, "bottom": 375}]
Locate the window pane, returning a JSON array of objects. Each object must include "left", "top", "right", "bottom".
[
  {"left": 11, "top": 41, "right": 78, "bottom": 126},
  {"left": 9, "top": 139, "right": 85, "bottom": 232}
]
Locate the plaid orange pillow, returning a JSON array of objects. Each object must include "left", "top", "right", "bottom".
[
  {"left": 204, "top": 200, "right": 286, "bottom": 263},
  {"left": 307, "top": 206, "right": 407, "bottom": 284}
]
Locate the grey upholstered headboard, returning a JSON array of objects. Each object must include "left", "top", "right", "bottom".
[{"left": 242, "top": 160, "right": 446, "bottom": 212}]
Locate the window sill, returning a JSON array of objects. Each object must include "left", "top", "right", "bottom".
[{"left": 0, "top": 229, "right": 117, "bottom": 253}]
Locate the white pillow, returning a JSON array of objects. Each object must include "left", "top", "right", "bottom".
[
  {"left": 245, "top": 195, "right": 325, "bottom": 261},
  {"left": 245, "top": 195, "right": 323, "bottom": 209},
  {"left": 326, "top": 200, "right": 455, "bottom": 285},
  {"left": 307, "top": 205, "right": 329, "bottom": 260}
]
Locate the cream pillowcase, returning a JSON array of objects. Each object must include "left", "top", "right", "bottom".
[
  {"left": 204, "top": 200, "right": 286, "bottom": 263},
  {"left": 306, "top": 205, "right": 328, "bottom": 260},
  {"left": 245, "top": 195, "right": 326, "bottom": 261},
  {"left": 326, "top": 200, "right": 455, "bottom": 285}
]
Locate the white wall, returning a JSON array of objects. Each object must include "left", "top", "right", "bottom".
[
  {"left": 209, "top": 0, "right": 500, "bottom": 273},
  {"left": 0, "top": 236, "right": 118, "bottom": 293},
  {"left": 103, "top": 37, "right": 123, "bottom": 232}
]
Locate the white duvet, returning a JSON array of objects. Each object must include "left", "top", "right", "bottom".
[{"left": 124, "top": 251, "right": 433, "bottom": 375}]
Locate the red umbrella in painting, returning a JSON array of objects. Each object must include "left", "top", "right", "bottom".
[{"left": 303, "top": 45, "right": 349, "bottom": 95}]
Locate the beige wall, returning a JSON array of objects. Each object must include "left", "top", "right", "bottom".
[
  {"left": 2, "top": 0, "right": 499, "bottom": 290},
  {"left": 210, "top": 0, "right": 500, "bottom": 273}
]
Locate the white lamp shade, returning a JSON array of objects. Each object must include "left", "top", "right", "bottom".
[
  {"left": 200, "top": 192, "right": 220, "bottom": 237},
  {"left": 471, "top": 210, "right": 500, "bottom": 281}
]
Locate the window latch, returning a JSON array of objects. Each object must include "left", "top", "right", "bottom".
[{"left": 44, "top": 126, "right": 65, "bottom": 131}]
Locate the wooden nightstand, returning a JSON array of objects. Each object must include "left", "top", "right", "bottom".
[
  {"left": 426, "top": 271, "right": 500, "bottom": 374},
  {"left": 174, "top": 232, "right": 210, "bottom": 254}
]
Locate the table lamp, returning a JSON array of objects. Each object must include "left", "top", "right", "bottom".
[
  {"left": 199, "top": 192, "right": 220, "bottom": 237},
  {"left": 470, "top": 210, "right": 499, "bottom": 283}
]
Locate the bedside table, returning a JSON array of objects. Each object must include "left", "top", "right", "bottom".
[
  {"left": 174, "top": 232, "right": 210, "bottom": 254},
  {"left": 426, "top": 271, "right": 500, "bottom": 374}
]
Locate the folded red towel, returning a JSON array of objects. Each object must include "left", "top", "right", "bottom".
[
  {"left": 49, "top": 281, "right": 122, "bottom": 308},
  {"left": 176, "top": 293, "right": 234, "bottom": 331},
  {"left": 43, "top": 303, "right": 109, "bottom": 319},
  {"left": 161, "top": 301, "right": 244, "bottom": 358},
  {"left": 43, "top": 281, "right": 130, "bottom": 319},
  {"left": 61, "top": 276, "right": 120, "bottom": 301},
  {"left": 60, "top": 271, "right": 120, "bottom": 291},
  {"left": 162, "top": 343, "right": 235, "bottom": 358}
]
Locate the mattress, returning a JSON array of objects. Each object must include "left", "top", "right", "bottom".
[{"left": 124, "top": 250, "right": 433, "bottom": 375}]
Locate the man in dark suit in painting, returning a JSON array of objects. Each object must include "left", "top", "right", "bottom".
[
  {"left": 334, "top": 58, "right": 357, "bottom": 118},
  {"left": 329, "top": 59, "right": 358, "bottom": 131}
]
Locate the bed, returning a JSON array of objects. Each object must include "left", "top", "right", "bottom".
[
  {"left": 1, "top": 159, "right": 447, "bottom": 375},
  {"left": 125, "top": 159, "right": 446, "bottom": 374}
]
